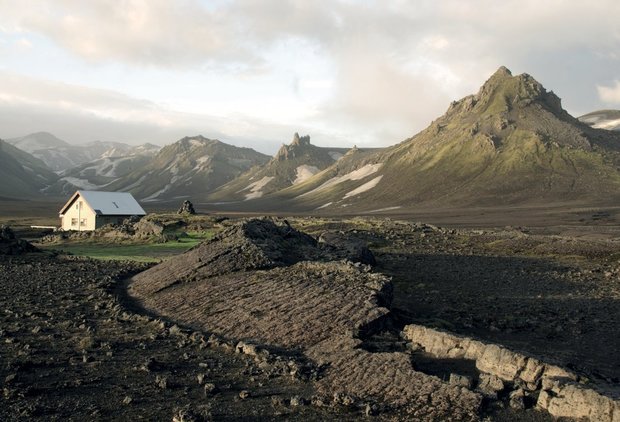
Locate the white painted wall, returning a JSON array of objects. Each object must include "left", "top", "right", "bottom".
[{"left": 60, "top": 198, "right": 96, "bottom": 231}]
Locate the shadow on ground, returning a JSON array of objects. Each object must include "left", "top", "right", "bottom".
[{"left": 377, "top": 251, "right": 620, "bottom": 383}]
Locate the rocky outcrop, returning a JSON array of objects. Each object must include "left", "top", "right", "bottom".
[
  {"left": 131, "top": 218, "right": 383, "bottom": 296},
  {"left": 0, "top": 225, "right": 38, "bottom": 255},
  {"left": 128, "top": 218, "right": 482, "bottom": 420},
  {"left": 403, "top": 324, "right": 620, "bottom": 421},
  {"left": 538, "top": 377, "right": 620, "bottom": 421},
  {"left": 177, "top": 200, "right": 196, "bottom": 215}
]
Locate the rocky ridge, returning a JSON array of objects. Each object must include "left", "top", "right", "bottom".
[
  {"left": 105, "top": 135, "right": 270, "bottom": 202},
  {"left": 265, "top": 67, "right": 620, "bottom": 212},
  {"left": 207, "top": 133, "right": 351, "bottom": 202},
  {"left": 129, "top": 218, "right": 482, "bottom": 420}
]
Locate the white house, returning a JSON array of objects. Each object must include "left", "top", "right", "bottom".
[{"left": 59, "top": 190, "right": 146, "bottom": 231}]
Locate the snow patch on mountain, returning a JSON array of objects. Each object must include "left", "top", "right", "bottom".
[
  {"left": 591, "top": 118, "right": 620, "bottom": 130},
  {"left": 294, "top": 165, "right": 320, "bottom": 185},
  {"left": 60, "top": 177, "right": 101, "bottom": 190},
  {"left": 299, "top": 163, "right": 383, "bottom": 197},
  {"left": 343, "top": 175, "right": 384, "bottom": 199},
  {"left": 143, "top": 185, "right": 171, "bottom": 202},
  {"left": 315, "top": 202, "right": 333, "bottom": 210},
  {"left": 243, "top": 176, "right": 275, "bottom": 200}
]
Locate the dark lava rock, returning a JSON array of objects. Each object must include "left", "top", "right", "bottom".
[
  {"left": 0, "top": 225, "right": 38, "bottom": 255},
  {"left": 177, "top": 200, "right": 196, "bottom": 215},
  {"left": 128, "top": 218, "right": 333, "bottom": 294},
  {"left": 318, "top": 231, "right": 376, "bottom": 265}
]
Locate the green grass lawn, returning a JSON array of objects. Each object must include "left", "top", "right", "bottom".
[{"left": 41, "top": 231, "right": 214, "bottom": 263}]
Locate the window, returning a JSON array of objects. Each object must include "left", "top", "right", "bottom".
[
  {"left": 71, "top": 218, "right": 78, "bottom": 226},
  {"left": 80, "top": 218, "right": 87, "bottom": 227}
]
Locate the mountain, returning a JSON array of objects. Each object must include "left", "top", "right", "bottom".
[
  {"left": 7, "top": 131, "right": 70, "bottom": 151},
  {"left": 264, "top": 66, "right": 620, "bottom": 212},
  {"left": 44, "top": 146, "right": 159, "bottom": 196},
  {"left": 579, "top": 110, "right": 620, "bottom": 131},
  {"left": 105, "top": 135, "right": 270, "bottom": 202},
  {"left": 207, "top": 133, "right": 351, "bottom": 202},
  {"left": 0, "top": 139, "right": 59, "bottom": 199},
  {"left": 6, "top": 132, "right": 160, "bottom": 172}
]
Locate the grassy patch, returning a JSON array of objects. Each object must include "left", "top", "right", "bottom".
[{"left": 42, "top": 231, "right": 214, "bottom": 262}]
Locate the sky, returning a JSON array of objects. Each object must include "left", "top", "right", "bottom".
[{"left": 0, "top": 0, "right": 619, "bottom": 154}]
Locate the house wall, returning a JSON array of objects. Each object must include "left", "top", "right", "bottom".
[{"left": 60, "top": 198, "right": 97, "bottom": 231}]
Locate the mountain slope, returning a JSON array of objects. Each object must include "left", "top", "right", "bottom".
[
  {"left": 44, "top": 153, "right": 157, "bottom": 196},
  {"left": 105, "top": 135, "right": 270, "bottom": 202},
  {"left": 579, "top": 110, "right": 620, "bottom": 131},
  {"left": 0, "top": 139, "right": 59, "bottom": 199},
  {"left": 207, "top": 133, "right": 350, "bottom": 202},
  {"left": 274, "top": 67, "right": 620, "bottom": 212}
]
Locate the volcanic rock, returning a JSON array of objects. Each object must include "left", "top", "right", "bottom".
[
  {"left": 128, "top": 218, "right": 482, "bottom": 420},
  {"left": 177, "top": 200, "right": 196, "bottom": 215},
  {"left": 318, "top": 231, "right": 376, "bottom": 265},
  {"left": 0, "top": 225, "right": 38, "bottom": 255}
]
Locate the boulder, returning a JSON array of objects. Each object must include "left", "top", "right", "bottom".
[
  {"left": 0, "top": 225, "right": 39, "bottom": 255},
  {"left": 177, "top": 200, "right": 196, "bottom": 215}
]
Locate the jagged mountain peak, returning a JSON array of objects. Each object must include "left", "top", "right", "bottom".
[
  {"left": 208, "top": 133, "right": 351, "bottom": 202},
  {"left": 291, "top": 132, "right": 311, "bottom": 147},
  {"left": 104, "top": 136, "right": 270, "bottom": 201},
  {"left": 445, "top": 66, "right": 564, "bottom": 120},
  {"left": 275, "top": 133, "right": 312, "bottom": 161},
  {"left": 493, "top": 65, "right": 512, "bottom": 77}
]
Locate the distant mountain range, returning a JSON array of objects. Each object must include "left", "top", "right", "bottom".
[
  {"left": 3, "top": 68, "right": 620, "bottom": 213},
  {"left": 6, "top": 132, "right": 160, "bottom": 172},
  {"left": 104, "top": 135, "right": 270, "bottom": 202}
]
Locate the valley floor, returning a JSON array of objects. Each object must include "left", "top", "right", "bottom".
[{"left": 1, "top": 211, "right": 619, "bottom": 420}]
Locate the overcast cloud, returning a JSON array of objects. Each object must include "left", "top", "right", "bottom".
[{"left": 0, "top": 0, "right": 619, "bottom": 153}]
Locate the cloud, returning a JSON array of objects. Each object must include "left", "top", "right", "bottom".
[
  {"left": 1, "top": 0, "right": 620, "bottom": 148},
  {"left": 0, "top": 0, "right": 255, "bottom": 67},
  {"left": 597, "top": 80, "right": 620, "bottom": 104},
  {"left": 0, "top": 71, "right": 338, "bottom": 153}
]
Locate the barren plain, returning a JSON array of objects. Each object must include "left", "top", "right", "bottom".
[{"left": 1, "top": 204, "right": 619, "bottom": 421}]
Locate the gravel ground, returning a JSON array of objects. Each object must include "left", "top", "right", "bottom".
[
  {"left": 0, "top": 254, "right": 362, "bottom": 421},
  {"left": 2, "top": 216, "right": 619, "bottom": 421}
]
